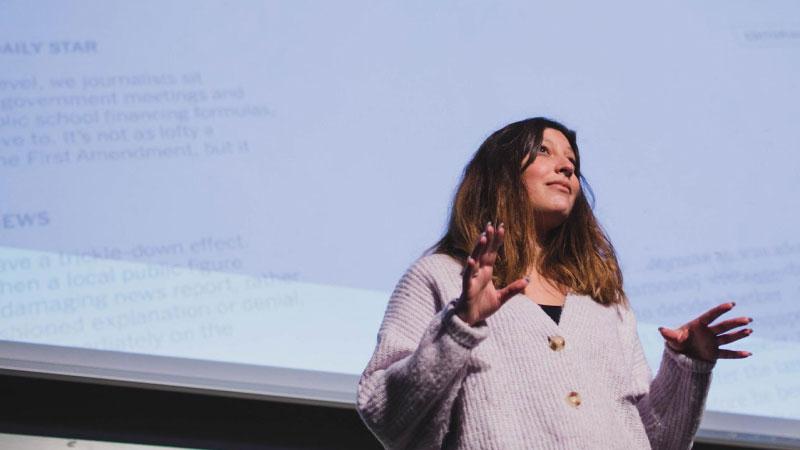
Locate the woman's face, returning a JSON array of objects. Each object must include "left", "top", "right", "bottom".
[{"left": 522, "top": 128, "right": 581, "bottom": 232}]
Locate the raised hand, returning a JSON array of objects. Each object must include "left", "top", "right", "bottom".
[
  {"left": 658, "top": 302, "right": 753, "bottom": 362},
  {"left": 454, "top": 222, "right": 529, "bottom": 326}
]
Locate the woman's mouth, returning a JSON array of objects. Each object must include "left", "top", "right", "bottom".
[{"left": 547, "top": 182, "right": 571, "bottom": 194}]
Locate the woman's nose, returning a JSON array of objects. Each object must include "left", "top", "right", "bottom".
[{"left": 556, "top": 157, "right": 574, "bottom": 178}]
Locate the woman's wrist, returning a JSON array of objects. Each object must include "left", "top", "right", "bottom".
[{"left": 453, "top": 299, "right": 480, "bottom": 326}]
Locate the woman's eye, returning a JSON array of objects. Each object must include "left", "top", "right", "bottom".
[{"left": 538, "top": 146, "right": 550, "bottom": 154}]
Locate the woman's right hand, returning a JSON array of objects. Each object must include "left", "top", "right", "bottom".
[{"left": 454, "top": 222, "right": 530, "bottom": 326}]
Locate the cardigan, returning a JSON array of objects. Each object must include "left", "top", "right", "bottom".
[{"left": 356, "top": 253, "right": 715, "bottom": 449}]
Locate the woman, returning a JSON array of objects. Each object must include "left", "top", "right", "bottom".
[{"left": 356, "top": 117, "right": 752, "bottom": 449}]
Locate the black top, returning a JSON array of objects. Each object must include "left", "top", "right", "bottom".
[{"left": 538, "top": 304, "right": 563, "bottom": 324}]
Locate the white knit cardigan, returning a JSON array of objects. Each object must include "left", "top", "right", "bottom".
[{"left": 357, "top": 254, "right": 714, "bottom": 449}]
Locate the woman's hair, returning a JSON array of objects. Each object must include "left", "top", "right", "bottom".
[{"left": 430, "top": 117, "right": 626, "bottom": 306}]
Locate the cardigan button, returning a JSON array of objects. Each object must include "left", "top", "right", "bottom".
[
  {"left": 567, "top": 391, "right": 582, "bottom": 407},
  {"left": 548, "top": 335, "right": 565, "bottom": 351}
]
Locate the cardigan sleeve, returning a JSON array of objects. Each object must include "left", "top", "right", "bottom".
[
  {"left": 356, "top": 258, "right": 489, "bottom": 449},
  {"left": 623, "top": 306, "right": 715, "bottom": 450}
]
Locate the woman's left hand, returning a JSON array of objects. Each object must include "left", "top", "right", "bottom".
[{"left": 658, "top": 302, "right": 753, "bottom": 362}]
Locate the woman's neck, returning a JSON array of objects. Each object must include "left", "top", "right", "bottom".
[
  {"left": 524, "top": 269, "right": 567, "bottom": 306},
  {"left": 526, "top": 232, "right": 568, "bottom": 306}
]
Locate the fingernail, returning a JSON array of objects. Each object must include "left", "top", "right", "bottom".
[
  {"left": 746, "top": 329, "right": 753, "bottom": 335},
  {"left": 480, "top": 232, "right": 486, "bottom": 238},
  {"left": 524, "top": 276, "right": 530, "bottom": 283},
  {"left": 487, "top": 221, "right": 492, "bottom": 228},
  {"left": 748, "top": 317, "right": 753, "bottom": 323},
  {"left": 745, "top": 352, "right": 753, "bottom": 357},
  {"left": 499, "top": 222, "right": 505, "bottom": 228},
  {"left": 730, "top": 301, "right": 736, "bottom": 307}
]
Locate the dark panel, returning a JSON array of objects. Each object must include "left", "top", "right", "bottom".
[{"left": 0, "top": 373, "right": 382, "bottom": 450}]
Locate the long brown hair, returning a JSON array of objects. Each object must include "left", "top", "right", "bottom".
[{"left": 431, "top": 117, "right": 626, "bottom": 306}]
